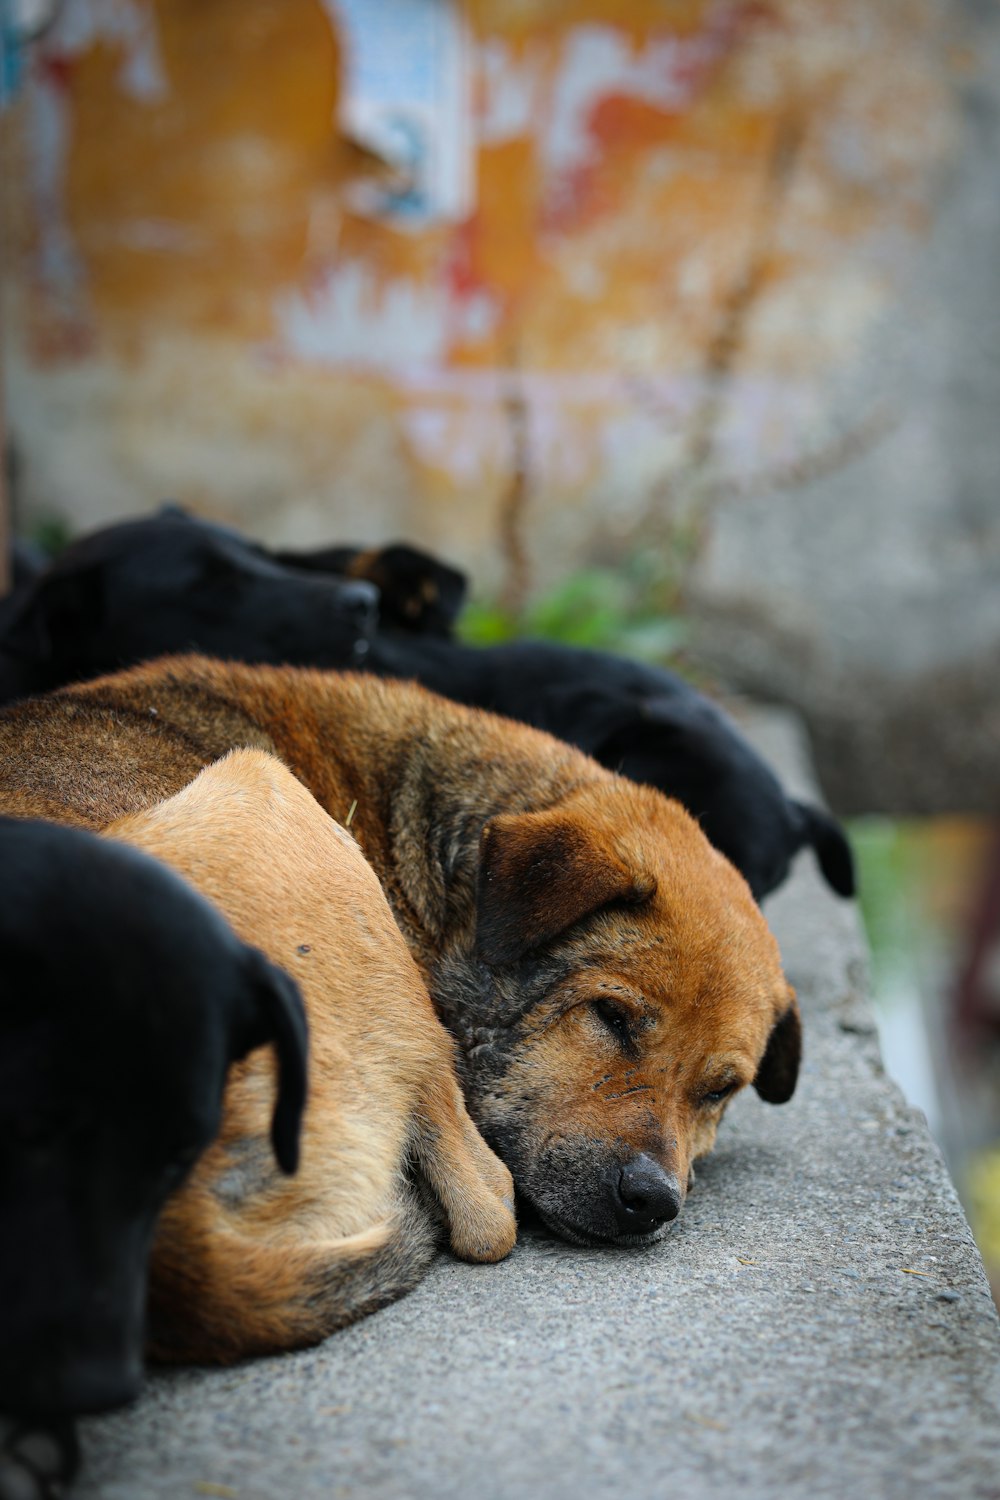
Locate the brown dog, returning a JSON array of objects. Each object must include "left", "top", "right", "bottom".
[
  {"left": 101, "top": 748, "right": 515, "bottom": 1363},
  {"left": 0, "top": 656, "right": 800, "bottom": 1249}
]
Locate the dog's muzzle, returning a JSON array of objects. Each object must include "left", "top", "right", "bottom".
[{"left": 610, "top": 1153, "right": 683, "bottom": 1237}]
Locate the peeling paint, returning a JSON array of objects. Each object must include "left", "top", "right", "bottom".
[
  {"left": 0, "top": 0, "right": 961, "bottom": 582},
  {"left": 275, "top": 259, "right": 498, "bottom": 371}
]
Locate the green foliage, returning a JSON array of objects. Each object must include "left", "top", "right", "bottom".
[
  {"left": 459, "top": 555, "right": 689, "bottom": 665},
  {"left": 26, "top": 515, "right": 73, "bottom": 558}
]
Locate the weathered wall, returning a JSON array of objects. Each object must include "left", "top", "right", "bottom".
[
  {"left": 1, "top": 0, "right": 957, "bottom": 590},
  {"left": 685, "top": 0, "right": 1000, "bottom": 815}
]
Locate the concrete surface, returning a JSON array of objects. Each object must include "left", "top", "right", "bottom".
[{"left": 75, "top": 709, "right": 1000, "bottom": 1500}]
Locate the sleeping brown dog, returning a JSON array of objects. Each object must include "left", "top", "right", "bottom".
[
  {"left": 0, "top": 657, "right": 800, "bottom": 1249},
  {"left": 104, "top": 748, "right": 515, "bottom": 1363}
]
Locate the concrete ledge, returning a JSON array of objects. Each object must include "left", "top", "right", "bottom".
[{"left": 77, "top": 709, "right": 1000, "bottom": 1500}]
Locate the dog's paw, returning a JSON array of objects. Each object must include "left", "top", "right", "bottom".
[
  {"left": 447, "top": 1134, "right": 517, "bottom": 1263},
  {"left": 0, "top": 1418, "right": 79, "bottom": 1500},
  {"left": 448, "top": 1187, "right": 517, "bottom": 1265}
]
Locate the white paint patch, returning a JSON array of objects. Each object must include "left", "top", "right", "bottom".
[
  {"left": 477, "top": 37, "right": 542, "bottom": 144},
  {"left": 274, "top": 260, "right": 498, "bottom": 372},
  {"left": 398, "top": 367, "right": 819, "bottom": 489},
  {"left": 542, "top": 7, "right": 745, "bottom": 200},
  {"left": 320, "top": 0, "right": 474, "bottom": 227},
  {"left": 46, "top": 0, "right": 167, "bottom": 101},
  {"left": 115, "top": 219, "right": 210, "bottom": 253}
]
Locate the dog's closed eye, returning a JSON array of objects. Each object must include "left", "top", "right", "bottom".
[
  {"left": 699, "top": 1081, "right": 739, "bottom": 1108},
  {"left": 590, "top": 998, "right": 636, "bottom": 1049}
]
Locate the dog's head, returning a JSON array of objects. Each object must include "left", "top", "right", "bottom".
[
  {"left": 0, "top": 509, "right": 378, "bottom": 698},
  {"left": 462, "top": 779, "right": 797, "bottom": 1247},
  {"left": 0, "top": 818, "right": 307, "bottom": 1417},
  {"left": 276, "top": 540, "right": 467, "bottom": 638}
]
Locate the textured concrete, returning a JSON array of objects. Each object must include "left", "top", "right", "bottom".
[{"left": 75, "top": 710, "right": 1000, "bottom": 1500}]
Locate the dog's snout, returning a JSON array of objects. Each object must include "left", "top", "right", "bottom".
[{"left": 614, "top": 1154, "right": 683, "bottom": 1233}]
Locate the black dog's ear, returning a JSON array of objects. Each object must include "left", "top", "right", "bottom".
[
  {"left": 753, "top": 992, "right": 801, "bottom": 1104},
  {"left": 792, "top": 800, "right": 856, "bottom": 898},
  {"left": 0, "top": 564, "right": 106, "bottom": 662},
  {"left": 240, "top": 950, "right": 309, "bottom": 1175},
  {"left": 360, "top": 543, "right": 467, "bottom": 636},
  {"left": 476, "top": 807, "right": 656, "bottom": 967}
]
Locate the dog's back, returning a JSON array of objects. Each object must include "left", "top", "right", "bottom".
[{"left": 107, "top": 749, "right": 515, "bottom": 1362}]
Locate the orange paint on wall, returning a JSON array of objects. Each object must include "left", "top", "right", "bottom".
[
  {"left": 2, "top": 0, "right": 957, "bottom": 551},
  {"left": 62, "top": 0, "right": 341, "bottom": 337}
]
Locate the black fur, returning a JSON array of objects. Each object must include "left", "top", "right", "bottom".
[
  {"left": 0, "top": 509, "right": 377, "bottom": 704},
  {"left": 276, "top": 540, "right": 466, "bottom": 638},
  {"left": 0, "top": 817, "right": 307, "bottom": 1420}
]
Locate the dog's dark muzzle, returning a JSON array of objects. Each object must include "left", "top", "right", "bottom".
[
  {"left": 522, "top": 1138, "right": 685, "bottom": 1247},
  {"left": 609, "top": 1153, "right": 683, "bottom": 1237}
]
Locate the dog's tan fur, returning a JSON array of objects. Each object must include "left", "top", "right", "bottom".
[
  {"left": 0, "top": 656, "right": 799, "bottom": 1259},
  {"left": 104, "top": 748, "right": 514, "bottom": 1363}
]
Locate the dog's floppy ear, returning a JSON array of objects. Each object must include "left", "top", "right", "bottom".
[
  {"left": 476, "top": 808, "right": 656, "bottom": 967},
  {"left": 362, "top": 543, "right": 468, "bottom": 636},
  {"left": 239, "top": 950, "right": 309, "bottom": 1175},
  {"left": 753, "top": 991, "right": 801, "bottom": 1103},
  {"left": 791, "top": 800, "right": 856, "bottom": 898}
]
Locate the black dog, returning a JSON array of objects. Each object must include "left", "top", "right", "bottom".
[
  {"left": 276, "top": 540, "right": 467, "bottom": 639},
  {"left": 0, "top": 509, "right": 378, "bottom": 705},
  {"left": 363, "top": 633, "right": 855, "bottom": 902},
  {"left": 0, "top": 511, "right": 852, "bottom": 900},
  {"left": 0, "top": 816, "right": 307, "bottom": 1429}
]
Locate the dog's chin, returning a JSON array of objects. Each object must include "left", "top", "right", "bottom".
[{"left": 532, "top": 1203, "right": 669, "bottom": 1250}]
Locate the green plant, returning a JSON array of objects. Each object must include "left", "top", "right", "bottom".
[
  {"left": 459, "top": 554, "right": 689, "bottom": 665},
  {"left": 26, "top": 515, "right": 73, "bottom": 558}
]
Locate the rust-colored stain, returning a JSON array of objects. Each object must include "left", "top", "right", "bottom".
[{"left": 61, "top": 0, "right": 341, "bottom": 337}]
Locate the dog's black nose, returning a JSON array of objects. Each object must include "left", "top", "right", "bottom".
[
  {"left": 614, "top": 1154, "right": 683, "bottom": 1234},
  {"left": 338, "top": 579, "right": 379, "bottom": 630}
]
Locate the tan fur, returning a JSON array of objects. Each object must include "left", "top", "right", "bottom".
[
  {"left": 104, "top": 749, "right": 514, "bottom": 1363},
  {"left": 0, "top": 656, "right": 797, "bottom": 1255}
]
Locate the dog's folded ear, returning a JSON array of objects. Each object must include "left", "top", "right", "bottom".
[
  {"left": 753, "top": 991, "right": 801, "bottom": 1103},
  {"left": 476, "top": 808, "right": 656, "bottom": 967},
  {"left": 362, "top": 544, "right": 468, "bottom": 636},
  {"left": 791, "top": 800, "right": 856, "bottom": 898},
  {"left": 237, "top": 951, "right": 309, "bottom": 1175}
]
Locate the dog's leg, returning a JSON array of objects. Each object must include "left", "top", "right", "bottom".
[{"left": 412, "top": 1074, "right": 517, "bottom": 1264}]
